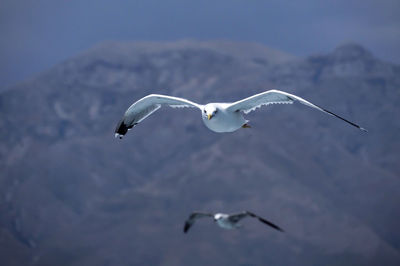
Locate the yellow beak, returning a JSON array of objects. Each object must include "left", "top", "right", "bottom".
[{"left": 207, "top": 114, "right": 212, "bottom": 120}]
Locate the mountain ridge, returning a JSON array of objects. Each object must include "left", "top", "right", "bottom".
[{"left": 0, "top": 40, "right": 399, "bottom": 266}]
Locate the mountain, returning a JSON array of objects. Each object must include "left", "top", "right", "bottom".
[{"left": 0, "top": 40, "right": 399, "bottom": 266}]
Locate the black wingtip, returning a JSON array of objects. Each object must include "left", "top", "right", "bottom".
[
  {"left": 183, "top": 223, "right": 190, "bottom": 234},
  {"left": 115, "top": 119, "right": 136, "bottom": 139},
  {"left": 263, "top": 220, "right": 284, "bottom": 232},
  {"left": 115, "top": 119, "right": 128, "bottom": 136},
  {"left": 275, "top": 225, "right": 284, "bottom": 232},
  {"left": 245, "top": 211, "right": 284, "bottom": 232},
  {"left": 257, "top": 217, "right": 284, "bottom": 232},
  {"left": 319, "top": 107, "right": 367, "bottom": 132}
]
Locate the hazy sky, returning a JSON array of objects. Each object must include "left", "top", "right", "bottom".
[{"left": 1, "top": 0, "right": 399, "bottom": 88}]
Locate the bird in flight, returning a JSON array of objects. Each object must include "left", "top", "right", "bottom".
[
  {"left": 115, "top": 89, "right": 367, "bottom": 138},
  {"left": 183, "top": 211, "right": 284, "bottom": 233}
]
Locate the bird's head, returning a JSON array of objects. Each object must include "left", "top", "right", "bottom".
[
  {"left": 203, "top": 105, "right": 218, "bottom": 120},
  {"left": 214, "top": 213, "right": 223, "bottom": 222}
]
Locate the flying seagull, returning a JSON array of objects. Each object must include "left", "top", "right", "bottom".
[
  {"left": 115, "top": 89, "right": 367, "bottom": 138},
  {"left": 183, "top": 211, "right": 284, "bottom": 233}
]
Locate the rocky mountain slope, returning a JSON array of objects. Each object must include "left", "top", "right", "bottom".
[{"left": 0, "top": 40, "right": 399, "bottom": 266}]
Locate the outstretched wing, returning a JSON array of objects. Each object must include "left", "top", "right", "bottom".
[
  {"left": 183, "top": 212, "right": 213, "bottom": 233},
  {"left": 229, "top": 211, "right": 284, "bottom": 232},
  {"left": 226, "top": 89, "right": 367, "bottom": 131},
  {"left": 245, "top": 211, "right": 284, "bottom": 232},
  {"left": 115, "top": 94, "right": 202, "bottom": 138}
]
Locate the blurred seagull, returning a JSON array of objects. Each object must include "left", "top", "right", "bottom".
[
  {"left": 183, "top": 211, "right": 284, "bottom": 233},
  {"left": 115, "top": 89, "right": 367, "bottom": 138}
]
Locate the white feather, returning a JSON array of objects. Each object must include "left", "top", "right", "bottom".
[
  {"left": 115, "top": 90, "right": 366, "bottom": 136},
  {"left": 243, "top": 101, "right": 293, "bottom": 114}
]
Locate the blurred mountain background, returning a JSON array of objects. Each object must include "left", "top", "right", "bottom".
[
  {"left": 2, "top": 0, "right": 400, "bottom": 265},
  {"left": 0, "top": 39, "right": 399, "bottom": 266}
]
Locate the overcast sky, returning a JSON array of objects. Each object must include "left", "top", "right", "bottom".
[{"left": 1, "top": 0, "right": 399, "bottom": 88}]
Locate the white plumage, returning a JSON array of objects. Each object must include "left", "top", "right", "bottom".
[
  {"left": 115, "top": 89, "right": 366, "bottom": 138},
  {"left": 183, "top": 211, "right": 284, "bottom": 233}
]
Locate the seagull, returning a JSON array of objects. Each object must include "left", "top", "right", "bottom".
[
  {"left": 183, "top": 211, "right": 284, "bottom": 233},
  {"left": 115, "top": 89, "right": 367, "bottom": 138}
]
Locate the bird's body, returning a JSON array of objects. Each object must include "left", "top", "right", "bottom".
[
  {"left": 214, "top": 213, "right": 240, "bottom": 229},
  {"left": 115, "top": 90, "right": 366, "bottom": 138},
  {"left": 201, "top": 103, "right": 248, "bottom": 133},
  {"left": 183, "top": 211, "right": 284, "bottom": 233}
]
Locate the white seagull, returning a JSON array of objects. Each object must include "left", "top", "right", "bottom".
[
  {"left": 115, "top": 89, "right": 367, "bottom": 138},
  {"left": 183, "top": 211, "right": 284, "bottom": 233}
]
